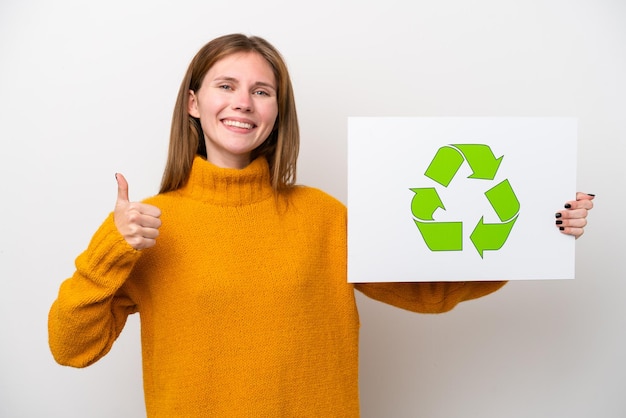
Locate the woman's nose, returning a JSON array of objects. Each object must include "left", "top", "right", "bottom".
[{"left": 232, "top": 91, "right": 253, "bottom": 112}]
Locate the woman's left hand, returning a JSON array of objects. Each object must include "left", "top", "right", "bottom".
[{"left": 556, "top": 192, "right": 595, "bottom": 239}]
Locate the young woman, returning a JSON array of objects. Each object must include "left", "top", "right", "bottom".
[{"left": 49, "top": 33, "right": 594, "bottom": 417}]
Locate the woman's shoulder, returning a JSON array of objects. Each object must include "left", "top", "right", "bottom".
[
  {"left": 141, "top": 193, "right": 171, "bottom": 206},
  {"left": 289, "top": 185, "right": 346, "bottom": 212},
  {"left": 139, "top": 191, "right": 187, "bottom": 211}
]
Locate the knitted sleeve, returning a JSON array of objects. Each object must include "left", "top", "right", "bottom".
[
  {"left": 354, "top": 281, "right": 507, "bottom": 314},
  {"left": 48, "top": 213, "right": 141, "bottom": 368}
]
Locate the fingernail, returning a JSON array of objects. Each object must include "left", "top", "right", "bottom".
[
  {"left": 555, "top": 213, "right": 562, "bottom": 218},
  {"left": 556, "top": 220, "right": 563, "bottom": 225},
  {"left": 559, "top": 226, "right": 565, "bottom": 231},
  {"left": 587, "top": 193, "right": 596, "bottom": 197},
  {"left": 564, "top": 203, "right": 572, "bottom": 209}
]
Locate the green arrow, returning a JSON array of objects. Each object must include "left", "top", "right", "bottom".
[
  {"left": 410, "top": 188, "right": 445, "bottom": 221},
  {"left": 484, "top": 179, "right": 520, "bottom": 221},
  {"left": 470, "top": 215, "right": 518, "bottom": 258},
  {"left": 454, "top": 144, "right": 503, "bottom": 180},
  {"left": 414, "top": 220, "right": 463, "bottom": 251},
  {"left": 424, "top": 146, "right": 464, "bottom": 187}
]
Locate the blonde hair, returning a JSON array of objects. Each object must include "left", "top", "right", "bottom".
[{"left": 160, "top": 34, "right": 299, "bottom": 193}]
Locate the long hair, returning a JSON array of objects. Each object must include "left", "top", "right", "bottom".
[{"left": 159, "top": 34, "right": 299, "bottom": 193}]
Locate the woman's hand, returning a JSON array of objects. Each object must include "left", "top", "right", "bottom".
[
  {"left": 114, "top": 173, "right": 162, "bottom": 250},
  {"left": 555, "top": 192, "right": 595, "bottom": 239}
]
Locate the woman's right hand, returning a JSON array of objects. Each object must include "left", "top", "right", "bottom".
[{"left": 114, "top": 173, "right": 162, "bottom": 250}]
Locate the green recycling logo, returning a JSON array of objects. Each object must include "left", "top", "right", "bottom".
[{"left": 410, "top": 144, "right": 520, "bottom": 258}]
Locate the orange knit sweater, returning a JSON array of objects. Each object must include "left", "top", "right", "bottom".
[{"left": 49, "top": 156, "right": 505, "bottom": 417}]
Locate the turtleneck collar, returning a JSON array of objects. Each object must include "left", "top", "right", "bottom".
[{"left": 177, "top": 156, "right": 274, "bottom": 206}]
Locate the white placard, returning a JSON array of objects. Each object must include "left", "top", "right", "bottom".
[{"left": 347, "top": 117, "right": 577, "bottom": 282}]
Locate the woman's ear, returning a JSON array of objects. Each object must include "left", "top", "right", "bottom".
[{"left": 187, "top": 90, "right": 200, "bottom": 118}]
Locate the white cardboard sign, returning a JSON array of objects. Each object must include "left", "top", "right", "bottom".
[{"left": 347, "top": 117, "right": 577, "bottom": 282}]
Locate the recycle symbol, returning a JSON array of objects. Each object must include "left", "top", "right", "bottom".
[{"left": 410, "top": 144, "right": 520, "bottom": 258}]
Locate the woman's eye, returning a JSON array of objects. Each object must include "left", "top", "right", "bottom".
[
  {"left": 219, "top": 85, "right": 232, "bottom": 90},
  {"left": 254, "top": 90, "right": 269, "bottom": 96}
]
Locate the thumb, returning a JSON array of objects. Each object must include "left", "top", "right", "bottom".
[{"left": 115, "top": 173, "right": 130, "bottom": 204}]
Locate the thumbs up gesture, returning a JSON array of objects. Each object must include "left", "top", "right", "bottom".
[{"left": 114, "top": 173, "right": 162, "bottom": 250}]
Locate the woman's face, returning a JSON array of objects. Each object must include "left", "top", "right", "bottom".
[{"left": 188, "top": 51, "right": 278, "bottom": 169}]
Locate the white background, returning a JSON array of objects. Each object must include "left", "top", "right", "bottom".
[{"left": 1, "top": 0, "right": 624, "bottom": 417}]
